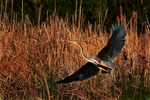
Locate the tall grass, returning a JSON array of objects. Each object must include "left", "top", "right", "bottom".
[{"left": 0, "top": 3, "right": 150, "bottom": 100}]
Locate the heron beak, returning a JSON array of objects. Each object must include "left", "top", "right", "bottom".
[{"left": 64, "top": 39, "right": 77, "bottom": 43}]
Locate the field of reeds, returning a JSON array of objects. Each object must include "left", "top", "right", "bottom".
[{"left": 0, "top": 6, "right": 150, "bottom": 100}]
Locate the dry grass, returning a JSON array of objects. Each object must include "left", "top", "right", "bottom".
[{"left": 0, "top": 11, "right": 150, "bottom": 100}]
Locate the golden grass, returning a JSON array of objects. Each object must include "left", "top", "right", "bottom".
[{"left": 0, "top": 12, "right": 150, "bottom": 99}]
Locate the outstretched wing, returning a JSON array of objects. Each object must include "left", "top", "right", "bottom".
[
  {"left": 49, "top": 62, "right": 103, "bottom": 85},
  {"left": 95, "top": 24, "right": 126, "bottom": 68}
]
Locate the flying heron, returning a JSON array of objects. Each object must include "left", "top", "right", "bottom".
[{"left": 49, "top": 24, "right": 126, "bottom": 85}]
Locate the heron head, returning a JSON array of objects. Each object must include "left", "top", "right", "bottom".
[
  {"left": 63, "top": 39, "right": 83, "bottom": 50},
  {"left": 64, "top": 39, "right": 78, "bottom": 44}
]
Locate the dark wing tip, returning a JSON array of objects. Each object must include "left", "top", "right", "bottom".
[{"left": 47, "top": 82, "right": 56, "bottom": 85}]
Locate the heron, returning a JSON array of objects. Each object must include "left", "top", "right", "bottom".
[{"left": 49, "top": 24, "right": 126, "bottom": 85}]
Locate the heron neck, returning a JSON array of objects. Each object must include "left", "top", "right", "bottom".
[{"left": 76, "top": 42, "right": 91, "bottom": 62}]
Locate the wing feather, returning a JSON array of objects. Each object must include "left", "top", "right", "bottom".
[
  {"left": 49, "top": 62, "right": 100, "bottom": 85},
  {"left": 95, "top": 24, "right": 126, "bottom": 69}
]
